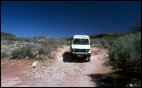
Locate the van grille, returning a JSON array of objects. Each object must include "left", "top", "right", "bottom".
[{"left": 74, "top": 49, "right": 89, "bottom": 52}]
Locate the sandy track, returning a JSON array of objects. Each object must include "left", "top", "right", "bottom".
[{"left": 1, "top": 46, "right": 111, "bottom": 87}]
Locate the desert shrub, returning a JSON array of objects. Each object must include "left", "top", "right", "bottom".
[
  {"left": 91, "top": 38, "right": 109, "bottom": 48},
  {"left": 35, "top": 38, "right": 61, "bottom": 59},
  {"left": 66, "top": 40, "right": 72, "bottom": 46},
  {"left": 1, "top": 51, "right": 7, "bottom": 59},
  {"left": 56, "top": 39, "right": 66, "bottom": 46},
  {"left": 51, "top": 39, "right": 64, "bottom": 48},
  {"left": 9, "top": 37, "right": 64, "bottom": 59},
  {"left": 36, "top": 48, "right": 51, "bottom": 59},
  {"left": 11, "top": 46, "right": 33, "bottom": 59},
  {"left": 109, "top": 32, "right": 141, "bottom": 79},
  {"left": 40, "top": 38, "right": 64, "bottom": 49},
  {"left": 63, "top": 39, "right": 71, "bottom": 46},
  {"left": 47, "top": 38, "right": 59, "bottom": 49}
]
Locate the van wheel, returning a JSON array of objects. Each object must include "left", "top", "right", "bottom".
[
  {"left": 70, "top": 54, "right": 75, "bottom": 62},
  {"left": 68, "top": 53, "right": 72, "bottom": 62}
]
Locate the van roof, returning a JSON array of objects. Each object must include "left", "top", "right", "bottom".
[{"left": 73, "top": 35, "right": 89, "bottom": 39}]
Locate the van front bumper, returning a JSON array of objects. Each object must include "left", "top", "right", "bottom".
[
  {"left": 71, "top": 51, "right": 91, "bottom": 57},
  {"left": 68, "top": 48, "right": 91, "bottom": 57}
]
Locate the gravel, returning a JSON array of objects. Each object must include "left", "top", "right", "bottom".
[
  {"left": 1, "top": 46, "right": 111, "bottom": 87},
  {"left": 26, "top": 46, "right": 111, "bottom": 87}
]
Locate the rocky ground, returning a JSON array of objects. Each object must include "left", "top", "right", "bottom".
[{"left": 1, "top": 46, "right": 111, "bottom": 87}]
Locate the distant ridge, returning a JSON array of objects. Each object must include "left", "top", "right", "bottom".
[
  {"left": 1, "top": 32, "right": 16, "bottom": 38},
  {"left": 62, "top": 32, "right": 125, "bottom": 40},
  {"left": 90, "top": 32, "right": 125, "bottom": 39}
]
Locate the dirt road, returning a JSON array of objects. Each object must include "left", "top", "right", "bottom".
[{"left": 1, "top": 46, "right": 111, "bottom": 87}]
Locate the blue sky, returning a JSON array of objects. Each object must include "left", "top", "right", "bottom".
[{"left": 1, "top": 1, "right": 141, "bottom": 38}]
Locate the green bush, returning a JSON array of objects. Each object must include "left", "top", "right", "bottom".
[
  {"left": 37, "top": 48, "right": 51, "bottom": 59},
  {"left": 1, "top": 51, "right": 7, "bottom": 59},
  {"left": 109, "top": 32, "right": 141, "bottom": 78},
  {"left": 91, "top": 38, "right": 109, "bottom": 48},
  {"left": 36, "top": 38, "right": 60, "bottom": 59},
  {"left": 47, "top": 38, "right": 59, "bottom": 49},
  {"left": 9, "top": 37, "right": 63, "bottom": 59},
  {"left": 11, "top": 46, "right": 33, "bottom": 59},
  {"left": 63, "top": 39, "right": 71, "bottom": 46}
]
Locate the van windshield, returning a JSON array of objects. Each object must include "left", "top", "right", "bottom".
[{"left": 72, "top": 39, "right": 89, "bottom": 45}]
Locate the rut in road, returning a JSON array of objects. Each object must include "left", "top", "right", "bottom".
[{"left": 27, "top": 46, "right": 111, "bottom": 87}]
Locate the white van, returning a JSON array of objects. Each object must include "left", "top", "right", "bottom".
[{"left": 68, "top": 35, "right": 91, "bottom": 61}]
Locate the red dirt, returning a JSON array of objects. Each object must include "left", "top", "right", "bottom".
[{"left": 1, "top": 46, "right": 111, "bottom": 87}]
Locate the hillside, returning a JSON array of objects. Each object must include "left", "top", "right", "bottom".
[
  {"left": 1, "top": 32, "right": 16, "bottom": 39},
  {"left": 62, "top": 32, "right": 126, "bottom": 41},
  {"left": 90, "top": 32, "right": 126, "bottom": 39}
]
